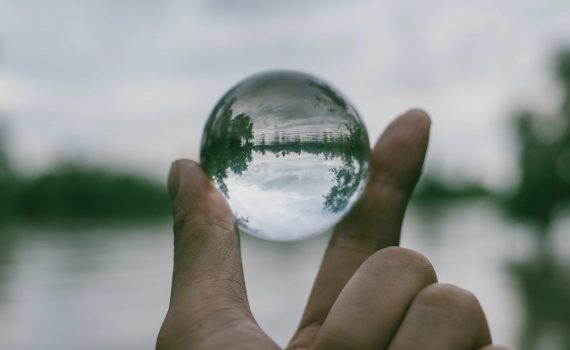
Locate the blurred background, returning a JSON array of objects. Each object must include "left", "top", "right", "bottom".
[{"left": 1, "top": 0, "right": 570, "bottom": 349}]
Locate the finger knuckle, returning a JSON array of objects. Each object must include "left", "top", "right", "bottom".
[
  {"left": 366, "top": 246, "right": 437, "bottom": 283},
  {"left": 417, "top": 283, "right": 482, "bottom": 316},
  {"left": 172, "top": 203, "right": 191, "bottom": 233},
  {"left": 172, "top": 191, "right": 234, "bottom": 237}
]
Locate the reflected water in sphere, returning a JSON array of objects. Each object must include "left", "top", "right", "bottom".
[{"left": 200, "top": 71, "right": 370, "bottom": 241}]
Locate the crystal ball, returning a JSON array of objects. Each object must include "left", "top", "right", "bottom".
[{"left": 200, "top": 71, "right": 370, "bottom": 241}]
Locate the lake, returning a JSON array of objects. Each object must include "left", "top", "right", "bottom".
[{"left": 0, "top": 202, "right": 563, "bottom": 349}]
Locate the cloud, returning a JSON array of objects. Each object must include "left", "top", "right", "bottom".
[{"left": 0, "top": 0, "right": 569, "bottom": 183}]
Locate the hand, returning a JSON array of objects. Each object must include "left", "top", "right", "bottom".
[{"left": 156, "top": 110, "right": 507, "bottom": 350}]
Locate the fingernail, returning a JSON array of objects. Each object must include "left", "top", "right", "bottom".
[{"left": 168, "top": 160, "right": 181, "bottom": 199}]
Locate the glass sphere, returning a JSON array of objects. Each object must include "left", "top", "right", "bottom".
[{"left": 200, "top": 71, "right": 370, "bottom": 241}]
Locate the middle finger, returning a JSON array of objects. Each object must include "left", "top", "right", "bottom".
[{"left": 312, "top": 247, "right": 437, "bottom": 350}]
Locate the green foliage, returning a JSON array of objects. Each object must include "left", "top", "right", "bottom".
[
  {"left": 0, "top": 137, "right": 22, "bottom": 221},
  {"left": 506, "top": 49, "right": 570, "bottom": 350},
  {"left": 0, "top": 162, "right": 169, "bottom": 225},
  {"left": 0, "top": 170, "right": 21, "bottom": 221},
  {"left": 506, "top": 50, "right": 570, "bottom": 231},
  {"left": 201, "top": 98, "right": 254, "bottom": 197},
  {"left": 412, "top": 174, "right": 492, "bottom": 205},
  {"left": 19, "top": 165, "right": 169, "bottom": 221},
  {"left": 511, "top": 257, "right": 570, "bottom": 350}
]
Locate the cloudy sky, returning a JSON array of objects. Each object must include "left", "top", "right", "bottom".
[{"left": 1, "top": 0, "right": 569, "bottom": 188}]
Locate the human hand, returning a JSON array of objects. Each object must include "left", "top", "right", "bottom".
[{"left": 156, "top": 109, "right": 507, "bottom": 350}]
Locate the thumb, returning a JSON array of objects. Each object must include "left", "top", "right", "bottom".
[{"left": 166, "top": 159, "right": 250, "bottom": 317}]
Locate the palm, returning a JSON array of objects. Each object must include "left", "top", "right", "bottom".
[{"left": 157, "top": 111, "right": 503, "bottom": 350}]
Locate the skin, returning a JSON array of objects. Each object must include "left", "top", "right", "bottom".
[{"left": 156, "top": 109, "right": 510, "bottom": 350}]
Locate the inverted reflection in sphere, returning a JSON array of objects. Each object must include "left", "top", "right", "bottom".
[{"left": 200, "top": 71, "right": 370, "bottom": 241}]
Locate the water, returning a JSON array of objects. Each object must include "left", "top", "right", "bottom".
[
  {"left": 0, "top": 203, "right": 548, "bottom": 350},
  {"left": 200, "top": 71, "right": 370, "bottom": 241}
]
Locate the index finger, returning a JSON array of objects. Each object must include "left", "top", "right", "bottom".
[{"left": 288, "top": 109, "right": 431, "bottom": 348}]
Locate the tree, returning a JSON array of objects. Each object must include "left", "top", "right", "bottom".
[
  {"left": 508, "top": 50, "right": 570, "bottom": 350},
  {"left": 508, "top": 50, "right": 570, "bottom": 242}
]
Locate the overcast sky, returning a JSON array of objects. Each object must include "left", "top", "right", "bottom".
[{"left": 1, "top": 0, "right": 569, "bottom": 188}]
